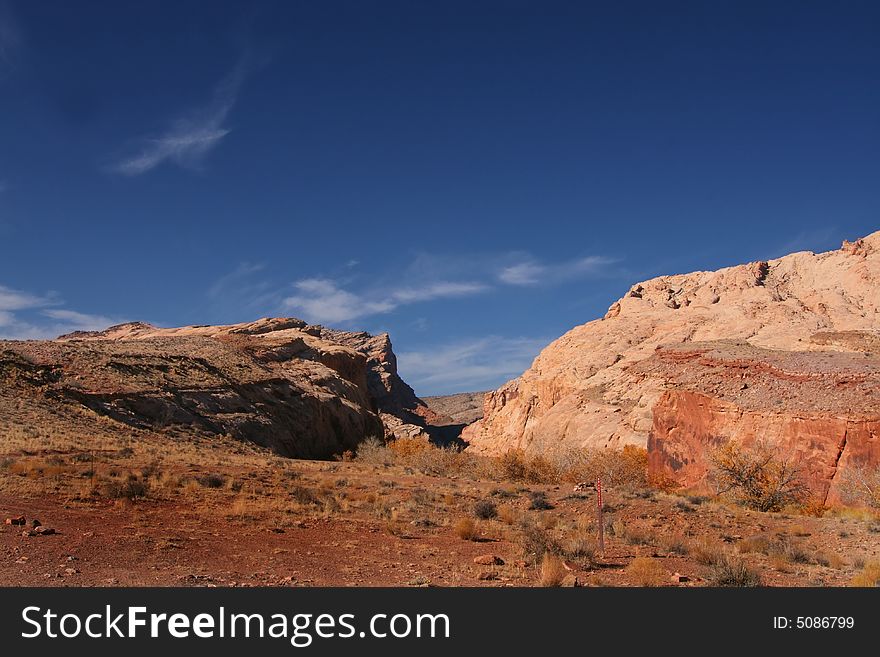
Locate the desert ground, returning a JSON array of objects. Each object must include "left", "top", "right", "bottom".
[{"left": 2, "top": 421, "right": 878, "bottom": 587}]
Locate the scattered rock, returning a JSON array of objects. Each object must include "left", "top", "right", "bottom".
[
  {"left": 477, "top": 570, "right": 499, "bottom": 581},
  {"left": 5, "top": 516, "right": 25, "bottom": 526},
  {"left": 473, "top": 554, "right": 504, "bottom": 566},
  {"left": 670, "top": 573, "right": 690, "bottom": 583},
  {"left": 22, "top": 526, "right": 56, "bottom": 537}
]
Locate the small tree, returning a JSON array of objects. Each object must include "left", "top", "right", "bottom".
[
  {"left": 710, "top": 440, "right": 806, "bottom": 512},
  {"left": 837, "top": 465, "right": 880, "bottom": 509}
]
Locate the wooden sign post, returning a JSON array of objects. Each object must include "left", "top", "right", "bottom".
[{"left": 596, "top": 475, "right": 605, "bottom": 557}]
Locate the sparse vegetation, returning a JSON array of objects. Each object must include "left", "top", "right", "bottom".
[
  {"left": 453, "top": 517, "right": 479, "bottom": 541},
  {"left": 196, "top": 473, "right": 226, "bottom": 488},
  {"left": 626, "top": 557, "right": 666, "bottom": 586},
  {"left": 527, "top": 490, "right": 554, "bottom": 510},
  {"left": 473, "top": 499, "right": 497, "bottom": 520},
  {"left": 850, "top": 561, "right": 880, "bottom": 587},
  {"left": 710, "top": 441, "right": 807, "bottom": 512},
  {"left": 706, "top": 554, "right": 762, "bottom": 587},
  {"left": 102, "top": 474, "right": 149, "bottom": 500},
  {"left": 837, "top": 465, "right": 880, "bottom": 510},
  {"left": 1, "top": 407, "right": 875, "bottom": 587},
  {"left": 518, "top": 519, "right": 557, "bottom": 564},
  {"left": 539, "top": 553, "right": 567, "bottom": 587}
]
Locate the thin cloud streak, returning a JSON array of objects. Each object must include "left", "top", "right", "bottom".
[
  {"left": 397, "top": 335, "right": 549, "bottom": 396},
  {"left": 498, "top": 255, "right": 616, "bottom": 287},
  {"left": 110, "top": 59, "right": 249, "bottom": 175},
  {"left": 282, "top": 278, "right": 487, "bottom": 325},
  {"left": 0, "top": 283, "right": 121, "bottom": 339}
]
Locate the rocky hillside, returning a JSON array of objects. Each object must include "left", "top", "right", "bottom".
[
  {"left": 423, "top": 392, "right": 487, "bottom": 426},
  {"left": 463, "top": 232, "right": 880, "bottom": 497},
  {"left": 1, "top": 317, "right": 433, "bottom": 459}
]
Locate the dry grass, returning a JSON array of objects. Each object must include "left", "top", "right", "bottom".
[
  {"left": 539, "top": 553, "right": 567, "bottom": 587},
  {"left": 453, "top": 517, "right": 479, "bottom": 541},
  {"left": 850, "top": 561, "right": 880, "bottom": 587},
  {"left": 706, "top": 554, "right": 762, "bottom": 587},
  {"left": 626, "top": 557, "right": 666, "bottom": 586},
  {"left": 690, "top": 537, "right": 723, "bottom": 565},
  {"left": 354, "top": 439, "right": 649, "bottom": 488},
  {"left": 497, "top": 504, "right": 519, "bottom": 525}
]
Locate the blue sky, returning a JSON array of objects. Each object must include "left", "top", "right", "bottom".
[{"left": 0, "top": 1, "right": 878, "bottom": 395}]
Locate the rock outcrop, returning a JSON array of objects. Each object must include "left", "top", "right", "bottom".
[
  {"left": 1, "top": 317, "right": 431, "bottom": 459},
  {"left": 464, "top": 232, "right": 880, "bottom": 497},
  {"left": 638, "top": 342, "right": 880, "bottom": 503}
]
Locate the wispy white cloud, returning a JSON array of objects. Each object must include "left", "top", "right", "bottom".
[
  {"left": 0, "top": 283, "right": 122, "bottom": 339},
  {"left": 282, "top": 277, "right": 487, "bottom": 325},
  {"left": 0, "top": 284, "right": 57, "bottom": 312},
  {"left": 498, "top": 254, "right": 616, "bottom": 287},
  {"left": 498, "top": 261, "right": 544, "bottom": 286},
  {"left": 207, "top": 262, "right": 266, "bottom": 299},
  {"left": 390, "top": 281, "right": 488, "bottom": 303},
  {"left": 41, "top": 309, "right": 119, "bottom": 332},
  {"left": 397, "top": 335, "right": 549, "bottom": 395},
  {"left": 110, "top": 60, "right": 249, "bottom": 176}
]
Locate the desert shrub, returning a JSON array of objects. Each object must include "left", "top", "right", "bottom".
[
  {"left": 495, "top": 450, "right": 557, "bottom": 484},
  {"left": 814, "top": 551, "right": 846, "bottom": 569},
  {"left": 497, "top": 505, "right": 519, "bottom": 525},
  {"left": 490, "top": 487, "right": 517, "bottom": 499},
  {"left": 196, "top": 473, "right": 226, "bottom": 488},
  {"left": 850, "top": 561, "right": 880, "bottom": 587},
  {"left": 797, "top": 496, "right": 827, "bottom": 517},
  {"left": 551, "top": 445, "right": 648, "bottom": 488},
  {"left": 539, "top": 553, "right": 567, "bottom": 587},
  {"left": 609, "top": 519, "right": 653, "bottom": 546},
  {"left": 354, "top": 437, "right": 393, "bottom": 465},
  {"left": 661, "top": 533, "right": 689, "bottom": 555},
  {"left": 473, "top": 499, "right": 498, "bottom": 520},
  {"left": 626, "top": 557, "right": 666, "bottom": 586},
  {"left": 836, "top": 465, "right": 880, "bottom": 509},
  {"left": 387, "top": 437, "right": 433, "bottom": 458},
  {"left": 737, "top": 535, "right": 774, "bottom": 555},
  {"left": 690, "top": 538, "right": 723, "bottom": 565},
  {"left": 777, "top": 539, "right": 811, "bottom": 564},
  {"left": 710, "top": 441, "right": 807, "bottom": 512},
  {"left": 290, "top": 485, "right": 321, "bottom": 505},
  {"left": 102, "top": 475, "right": 149, "bottom": 500},
  {"left": 453, "top": 517, "right": 479, "bottom": 541},
  {"left": 407, "top": 445, "right": 471, "bottom": 477},
  {"left": 518, "top": 519, "right": 558, "bottom": 564},
  {"left": 706, "top": 554, "right": 762, "bottom": 587},
  {"left": 527, "top": 491, "right": 554, "bottom": 510},
  {"left": 561, "top": 534, "right": 597, "bottom": 562}
]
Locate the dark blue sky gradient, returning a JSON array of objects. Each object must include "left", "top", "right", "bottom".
[{"left": 0, "top": 1, "right": 878, "bottom": 393}]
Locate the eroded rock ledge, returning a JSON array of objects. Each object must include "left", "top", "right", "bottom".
[{"left": 1, "top": 317, "right": 432, "bottom": 458}]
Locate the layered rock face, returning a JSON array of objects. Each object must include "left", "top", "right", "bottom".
[
  {"left": 464, "top": 233, "right": 880, "bottom": 491},
  {"left": 638, "top": 343, "right": 880, "bottom": 503},
  {"left": 1, "top": 318, "right": 428, "bottom": 458}
]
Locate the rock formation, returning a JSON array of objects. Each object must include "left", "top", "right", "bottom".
[
  {"left": 636, "top": 342, "right": 880, "bottom": 504},
  {"left": 464, "top": 232, "right": 880, "bottom": 499},
  {"left": 1, "top": 317, "right": 432, "bottom": 459}
]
